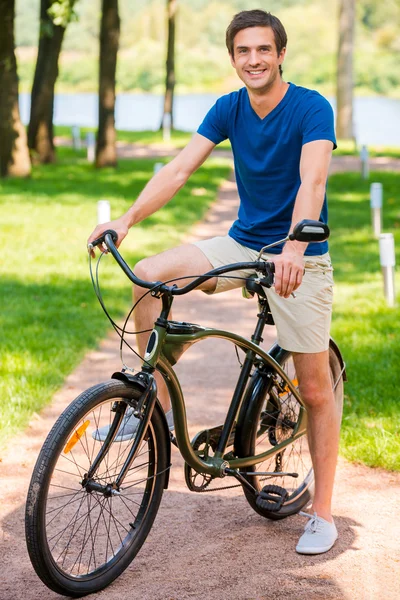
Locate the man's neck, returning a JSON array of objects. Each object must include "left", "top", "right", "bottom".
[{"left": 247, "top": 79, "right": 290, "bottom": 119}]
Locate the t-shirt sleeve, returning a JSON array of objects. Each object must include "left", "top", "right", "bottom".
[
  {"left": 197, "top": 96, "right": 229, "bottom": 145},
  {"left": 301, "top": 93, "right": 337, "bottom": 150}
]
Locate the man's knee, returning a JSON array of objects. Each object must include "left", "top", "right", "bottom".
[{"left": 134, "top": 256, "right": 163, "bottom": 283}]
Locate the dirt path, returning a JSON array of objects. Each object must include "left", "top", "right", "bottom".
[{"left": 1, "top": 172, "right": 400, "bottom": 600}]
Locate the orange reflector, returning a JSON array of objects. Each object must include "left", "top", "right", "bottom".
[
  {"left": 64, "top": 420, "right": 90, "bottom": 454},
  {"left": 279, "top": 379, "right": 298, "bottom": 396}
]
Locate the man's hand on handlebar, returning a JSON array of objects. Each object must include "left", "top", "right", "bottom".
[
  {"left": 87, "top": 217, "right": 129, "bottom": 257},
  {"left": 272, "top": 245, "right": 305, "bottom": 298}
]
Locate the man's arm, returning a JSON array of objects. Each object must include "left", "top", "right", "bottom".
[
  {"left": 87, "top": 133, "right": 216, "bottom": 253},
  {"left": 273, "top": 139, "right": 333, "bottom": 298}
]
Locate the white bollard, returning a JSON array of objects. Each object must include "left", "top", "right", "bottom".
[
  {"left": 162, "top": 112, "right": 171, "bottom": 143},
  {"left": 153, "top": 162, "right": 164, "bottom": 175},
  {"left": 370, "top": 182, "right": 383, "bottom": 238},
  {"left": 71, "top": 125, "right": 81, "bottom": 150},
  {"left": 86, "top": 131, "right": 96, "bottom": 163},
  {"left": 97, "top": 200, "right": 111, "bottom": 225},
  {"left": 379, "top": 233, "right": 396, "bottom": 307},
  {"left": 360, "top": 145, "right": 369, "bottom": 180}
]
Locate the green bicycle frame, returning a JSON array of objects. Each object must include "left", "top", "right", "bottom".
[{"left": 142, "top": 320, "right": 307, "bottom": 479}]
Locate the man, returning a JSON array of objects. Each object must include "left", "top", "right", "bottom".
[{"left": 88, "top": 10, "right": 340, "bottom": 555}]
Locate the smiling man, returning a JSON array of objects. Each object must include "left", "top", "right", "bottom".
[{"left": 88, "top": 10, "right": 340, "bottom": 555}]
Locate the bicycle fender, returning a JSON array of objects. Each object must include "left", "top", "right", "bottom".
[
  {"left": 111, "top": 371, "right": 172, "bottom": 489},
  {"left": 328, "top": 338, "right": 347, "bottom": 381},
  {"left": 268, "top": 340, "right": 347, "bottom": 382}
]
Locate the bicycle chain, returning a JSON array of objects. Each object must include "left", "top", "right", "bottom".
[{"left": 196, "top": 474, "right": 282, "bottom": 493}]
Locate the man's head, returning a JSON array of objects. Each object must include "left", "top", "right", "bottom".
[{"left": 226, "top": 10, "right": 287, "bottom": 91}]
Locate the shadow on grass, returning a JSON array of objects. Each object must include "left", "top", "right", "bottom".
[{"left": 0, "top": 275, "right": 131, "bottom": 442}]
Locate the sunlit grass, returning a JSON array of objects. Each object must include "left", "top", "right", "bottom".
[
  {"left": 0, "top": 148, "right": 231, "bottom": 449},
  {"left": 54, "top": 127, "right": 400, "bottom": 158},
  {"left": 328, "top": 172, "right": 400, "bottom": 470}
]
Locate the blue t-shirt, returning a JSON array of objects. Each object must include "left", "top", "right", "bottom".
[{"left": 197, "top": 83, "right": 336, "bottom": 255}]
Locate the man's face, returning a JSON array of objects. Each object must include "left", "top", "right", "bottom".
[{"left": 230, "top": 26, "right": 286, "bottom": 92}]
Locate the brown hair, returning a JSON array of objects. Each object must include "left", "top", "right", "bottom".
[{"left": 226, "top": 10, "right": 287, "bottom": 75}]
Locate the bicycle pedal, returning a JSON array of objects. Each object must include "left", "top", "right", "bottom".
[{"left": 256, "top": 484, "right": 288, "bottom": 512}]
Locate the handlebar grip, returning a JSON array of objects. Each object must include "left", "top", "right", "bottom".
[
  {"left": 259, "top": 261, "right": 275, "bottom": 289},
  {"left": 265, "top": 261, "right": 275, "bottom": 273},
  {"left": 90, "top": 229, "right": 118, "bottom": 248}
]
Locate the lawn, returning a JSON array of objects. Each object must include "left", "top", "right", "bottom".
[
  {"left": 328, "top": 172, "right": 400, "bottom": 470},
  {"left": 1, "top": 152, "right": 399, "bottom": 471},
  {"left": 0, "top": 148, "right": 231, "bottom": 449},
  {"left": 55, "top": 125, "right": 400, "bottom": 158}
]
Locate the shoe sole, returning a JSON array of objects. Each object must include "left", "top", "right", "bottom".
[{"left": 296, "top": 537, "right": 338, "bottom": 555}]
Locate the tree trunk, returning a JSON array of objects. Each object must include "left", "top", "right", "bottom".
[
  {"left": 0, "top": 0, "right": 31, "bottom": 178},
  {"left": 336, "top": 0, "right": 355, "bottom": 140},
  {"left": 96, "top": 0, "right": 120, "bottom": 168},
  {"left": 160, "top": 0, "right": 176, "bottom": 130},
  {"left": 27, "top": 0, "right": 66, "bottom": 164}
]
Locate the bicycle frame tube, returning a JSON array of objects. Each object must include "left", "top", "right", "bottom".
[{"left": 148, "top": 325, "right": 307, "bottom": 477}]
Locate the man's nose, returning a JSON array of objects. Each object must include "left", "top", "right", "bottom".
[{"left": 248, "top": 50, "right": 260, "bottom": 66}]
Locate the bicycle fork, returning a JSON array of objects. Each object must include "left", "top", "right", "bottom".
[{"left": 83, "top": 372, "right": 158, "bottom": 494}]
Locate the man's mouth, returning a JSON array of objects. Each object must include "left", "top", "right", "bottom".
[{"left": 246, "top": 69, "right": 267, "bottom": 77}]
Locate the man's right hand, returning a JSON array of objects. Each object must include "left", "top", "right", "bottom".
[{"left": 87, "top": 216, "right": 129, "bottom": 257}]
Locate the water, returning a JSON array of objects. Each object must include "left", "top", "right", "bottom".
[{"left": 19, "top": 92, "right": 400, "bottom": 147}]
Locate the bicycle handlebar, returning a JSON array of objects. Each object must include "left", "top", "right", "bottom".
[{"left": 89, "top": 230, "right": 275, "bottom": 295}]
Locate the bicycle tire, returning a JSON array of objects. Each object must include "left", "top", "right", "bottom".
[
  {"left": 25, "top": 379, "right": 169, "bottom": 597},
  {"left": 235, "top": 346, "right": 344, "bottom": 520}
]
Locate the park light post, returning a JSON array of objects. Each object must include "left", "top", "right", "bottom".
[
  {"left": 379, "top": 233, "right": 396, "bottom": 307},
  {"left": 97, "top": 200, "right": 111, "bottom": 224},
  {"left": 360, "top": 145, "right": 369, "bottom": 179},
  {"left": 370, "top": 182, "right": 383, "bottom": 238}
]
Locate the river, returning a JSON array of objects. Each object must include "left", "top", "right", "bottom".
[{"left": 19, "top": 92, "right": 400, "bottom": 147}]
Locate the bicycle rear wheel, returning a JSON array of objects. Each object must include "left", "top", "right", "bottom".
[
  {"left": 25, "top": 379, "right": 169, "bottom": 597},
  {"left": 235, "top": 346, "right": 343, "bottom": 520}
]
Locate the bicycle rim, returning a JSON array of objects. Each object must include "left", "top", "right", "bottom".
[{"left": 26, "top": 381, "right": 168, "bottom": 595}]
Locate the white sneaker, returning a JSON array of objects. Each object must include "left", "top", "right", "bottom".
[
  {"left": 92, "top": 408, "right": 174, "bottom": 442},
  {"left": 296, "top": 511, "right": 338, "bottom": 555}
]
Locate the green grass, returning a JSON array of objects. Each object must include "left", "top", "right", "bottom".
[
  {"left": 55, "top": 126, "right": 232, "bottom": 151},
  {"left": 0, "top": 148, "right": 231, "bottom": 449},
  {"left": 328, "top": 172, "right": 400, "bottom": 470},
  {"left": 335, "top": 139, "right": 400, "bottom": 159},
  {"left": 55, "top": 126, "right": 400, "bottom": 159},
  {"left": 2, "top": 153, "right": 400, "bottom": 471}
]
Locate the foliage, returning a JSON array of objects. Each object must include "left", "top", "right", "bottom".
[
  {"left": 47, "top": 0, "right": 79, "bottom": 28},
  {"left": 0, "top": 149, "right": 231, "bottom": 449},
  {"left": 14, "top": 0, "right": 400, "bottom": 96},
  {"left": 328, "top": 171, "right": 400, "bottom": 470}
]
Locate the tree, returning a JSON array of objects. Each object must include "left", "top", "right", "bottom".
[
  {"left": 28, "top": 0, "right": 76, "bottom": 163},
  {"left": 336, "top": 0, "right": 355, "bottom": 140},
  {"left": 96, "top": 0, "right": 120, "bottom": 168},
  {"left": 160, "top": 0, "right": 177, "bottom": 131},
  {"left": 0, "top": 0, "right": 31, "bottom": 178}
]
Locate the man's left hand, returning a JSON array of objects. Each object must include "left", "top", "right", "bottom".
[{"left": 272, "top": 247, "right": 305, "bottom": 298}]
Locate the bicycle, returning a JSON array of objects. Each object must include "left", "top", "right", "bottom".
[{"left": 25, "top": 219, "right": 345, "bottom": 597}]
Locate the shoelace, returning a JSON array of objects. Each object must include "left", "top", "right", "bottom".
[{"left": 299, "top": 511, "right": 323, "bottom": 534}]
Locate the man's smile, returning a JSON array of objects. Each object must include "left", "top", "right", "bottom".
[{"left": 246, "top": 69, "right": 267, "bottom": 77}]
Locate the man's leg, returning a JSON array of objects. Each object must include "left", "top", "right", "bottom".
[
  {"left": 133, "top": 243, "right": 217, "bottom": 411},
  {"left": 292, "top": 350, "right": 341, "bottom": 523}
]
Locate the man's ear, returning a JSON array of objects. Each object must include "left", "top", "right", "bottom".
[{"left": 278, "top": 47, "right": 286, "bottom": 66}]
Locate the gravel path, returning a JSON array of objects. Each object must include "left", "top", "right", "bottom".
[{"left": 1, "top": 167, "right": 400, "bottom": 600}]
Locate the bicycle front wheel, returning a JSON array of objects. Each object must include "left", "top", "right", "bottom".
[
  {"left": 25, "top": 379, "right": 169, "bottom": 597},
  {"left": 235, "top": 346, "right": 344, "bottom": 520}
]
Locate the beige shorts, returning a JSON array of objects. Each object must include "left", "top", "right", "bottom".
[{"left": 193, "top": 235, "right": 334, "bottom": 354}]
